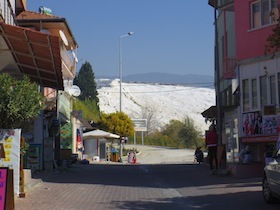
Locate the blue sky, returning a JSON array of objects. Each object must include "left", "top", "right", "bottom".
[{"left": 28, "top": 0, "right": 215, "bottom": 77}]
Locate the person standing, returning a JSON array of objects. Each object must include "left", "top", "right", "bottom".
[
  {"left": 206, "top": 124, "right": 218, "bottom": 171},
  {"left": 239, "top": 145, "right": 252, "bottom": 163},
  {"left": 128, "top": 150, "right": 134, "bottom": 163}
]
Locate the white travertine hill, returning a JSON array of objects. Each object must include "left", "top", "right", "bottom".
[{"left": 96, "top": 79, "right": 215, "bottom": 134}]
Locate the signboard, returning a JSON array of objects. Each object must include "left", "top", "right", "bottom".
[
  {"left": 58, "top": 92, "right": 71, "bottom": 119},
  {"left": 0, "top": 167, "right": 8, "bottom": 210},
  {"left": 0, "top": 129, "right": 21, "bottom": 196},
  {"left": 132, "top": 119, "right": 147, "bottom": 132},
  {"left": 263, "top": 105, "right": 276, "bottom": 115}
]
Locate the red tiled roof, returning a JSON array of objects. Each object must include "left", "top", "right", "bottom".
[
  {"left": 16, "top": 11, "right": 78, "bottom": 50},
  {"left": 16, "top": 10, "right": 63, "bottom": 20}
]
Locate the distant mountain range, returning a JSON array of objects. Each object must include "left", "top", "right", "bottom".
[{"left": 96, "top": 72, "right": 214, "bottom": 87}]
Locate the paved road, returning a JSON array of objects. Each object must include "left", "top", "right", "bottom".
[
  {"left": 123, "top": 144, "right": 196, "bottom": 164},
  {"left": 15, "top": 145, "right": 280, "bottom": 210}
]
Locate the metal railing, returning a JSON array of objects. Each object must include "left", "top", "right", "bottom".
[{"left": 60, "top": 46, "right": 76, "bottom": 78}]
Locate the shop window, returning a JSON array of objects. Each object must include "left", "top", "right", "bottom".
[
  {"left": 243, "top": 79, "right": 250, "bottom": 112},
  {"left": 252, "top": 78, "right": 258, "bottom": 109},
  {"left": 251, "top": 0, "right": 279, "bottom": 29}
]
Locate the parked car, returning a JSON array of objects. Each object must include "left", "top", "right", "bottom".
[{"left": 263, "top": 152, "right": 280, "bottom": 203}]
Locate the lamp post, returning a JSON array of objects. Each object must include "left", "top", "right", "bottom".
[
  {"left": 119, "top": 32, "right": 133, "bottom": 163},
  {"left": 119, "top": 32, "right": 134, "bottom": 113}
]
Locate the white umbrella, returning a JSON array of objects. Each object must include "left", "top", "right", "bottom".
[{"left": 83, "top": 129, "right": 120, "bottom": 139}]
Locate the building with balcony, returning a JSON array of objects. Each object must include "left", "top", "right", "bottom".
[
  {"left": 206, "top": 0, "right": 280, "bottom": 177},
  {"left": 0, "top": 0, "right": 90, "bottom": 196},
  {"left": 15, "top": 8, "right": 81, "bottom": 168}
]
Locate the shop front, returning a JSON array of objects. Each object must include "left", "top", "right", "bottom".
[{"left": 230, "top": 111, "right": 280, "bottom": 178}]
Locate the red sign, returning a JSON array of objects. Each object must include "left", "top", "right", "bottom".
[{"left": 241, "top": 135, "right": 278, "bottom": 143}]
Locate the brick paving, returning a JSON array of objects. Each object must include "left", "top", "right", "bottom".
[
  {"left": 15, "top": 163, "right": 168, "bottom": 210},
  {"left": 14, "top": 162, "right": 280, "bottom": 210}
]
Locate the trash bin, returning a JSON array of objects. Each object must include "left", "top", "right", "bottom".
[{"left": 110, "top": 148, "right": 119, "bottom": 162}]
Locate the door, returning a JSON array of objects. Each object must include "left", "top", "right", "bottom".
[{"left": 99, "top": 142, "right": 106, "bottom": 159}]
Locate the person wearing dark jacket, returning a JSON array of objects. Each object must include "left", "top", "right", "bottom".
[
  {"left": 194, "top": 147, "right": 204, "bottom": 164},
  {"left": 206, "top": 124, "right": 218, "bottom": 171}
]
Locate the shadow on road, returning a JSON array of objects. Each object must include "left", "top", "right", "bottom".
[{"left": 21, "top": 163, "right": 280, "bottom": 210}]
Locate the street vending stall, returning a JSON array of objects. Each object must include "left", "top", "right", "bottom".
[{"left": 83, "top": 129, "right": 119, "bottom": 162}]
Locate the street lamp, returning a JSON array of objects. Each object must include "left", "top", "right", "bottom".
[
  {"left": 119, "top": 32, "right": 134, "bottom": 113},
  {"left": 119, "top": 32, "right": 133, "bottom": 163}
]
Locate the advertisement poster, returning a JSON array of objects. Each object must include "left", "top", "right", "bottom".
[
  {"left": 0, "top": 129, "right": 21, "bottom": 196},
  {"left": 0, "top": 167, "right": 8, "bottom": 210},
  {"left": 262, "top": 115, "right": 280, "bottom": 135},
  {"left": 242, "top": 112, "right": 262, "bottom": 136}
]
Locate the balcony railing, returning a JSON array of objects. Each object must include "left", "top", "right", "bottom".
[
  {"left": 60, "top": 46, "right": 76, "bottom": 79},
  {"left": 1, "top": 0, "right": 16, "bottom": 25},
  {"left": 0, "top": 9, "right": 3, "bottom": 22},
  {"left": 223, "top": 57, "right": 236, "bottom": 79}
]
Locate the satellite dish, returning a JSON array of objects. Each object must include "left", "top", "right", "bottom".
[
  {"left": 69, "top": 85, "right": 81, "bottom": 97},
  {"left": 59, "top": 30, "right": 68, "bottom": 46}
]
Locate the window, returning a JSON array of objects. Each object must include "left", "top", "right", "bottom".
[
  {"left": 278, "top": 73, "right": 280, "bottom": 106},
  {"left": 252, "top": 79, "right": 258, "bottom": 109},
  {"left": 260, "top": 75, "right": 268, "bottom": 107},
  {"left": 243, "top": 79, "right": 250, "bottom": 112},
  {"left": 271, "top": 0, "right": 279, "bottom": 21},
  {"left": 270, "top": 75, "right": 276, "bottom": 105},
  {"left": 251, "top": 0, "right": 279, "bottom": 29}
]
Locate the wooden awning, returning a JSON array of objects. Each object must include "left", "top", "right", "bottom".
[
  {"left": 201, "top": 106, "right": 217, "bottom": 118},
  {"left": 0, "top": 22, "right": 63, "bottom": 90}
]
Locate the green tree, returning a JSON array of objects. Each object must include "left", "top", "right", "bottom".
[
  {"left": 73, "top": 98, "right": 100, "bottom": 122},
  {"left": 146, "top": 117, "right": 201, "bottom": 148},
  {"left": 266, "top": 16, "right": 280, "bottom": 55},
  {"left": 0, "top": 74, "right": 44, "bottom": 128},
  {"left": 162, "top": 120, "right": 184, "bottom": 147},
  {"left": 74, "top": 61, "right": 99, "bottom": 102},
  {"left": 178, "top": 117, "right": 201, "bottom": 148},
  {"left": 99, "top": 112, "right": 134, "bottom": 137},
  {"left": 73, "top": 61, "right": 100, "bottom": 123}
]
